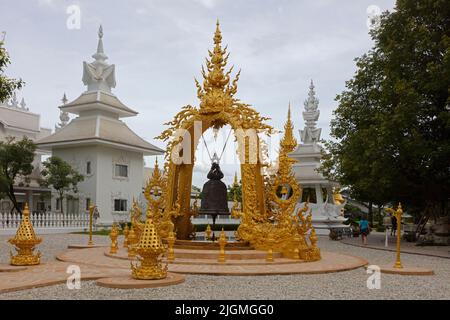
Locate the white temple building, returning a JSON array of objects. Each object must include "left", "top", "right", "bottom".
[
  {"left": 36, "top": 26, "right": 164, "bottom": 225},
  {"left": 290, "top": 81, "right": 348, "bottom": 234},
  {"left": 0, "top": 93, "right": 52, "bottom": 212}
]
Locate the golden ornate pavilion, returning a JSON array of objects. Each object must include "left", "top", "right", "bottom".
[{"left": 134, "top": 21, "right": 320, "bottom": 261}]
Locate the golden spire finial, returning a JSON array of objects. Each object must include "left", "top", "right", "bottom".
[
  {"left": 233, "top": 171, "right": 238, "bottom": 186},
  {"left": 280, "top": 103, "right": 297, "bottom": 153},
  {"left": 195, "top": 21, "right": 240, "bottom": 113}
]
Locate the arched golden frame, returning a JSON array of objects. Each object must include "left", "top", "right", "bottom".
[{"left": 157, "top": 21, "right": 273, "bottom": 239}]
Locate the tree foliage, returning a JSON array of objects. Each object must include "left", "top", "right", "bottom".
[
  {"left": 320, "top": 0, "right": 450, "bottom": 220},
  {"left": 40, "top": 156, "right": 84, "bottom": 214},
  {"left": 0, "top": 137, "right": 36, "bottom": 213},
  {"left": 0, "top": 38, "right": 24, "bottom": 103}
]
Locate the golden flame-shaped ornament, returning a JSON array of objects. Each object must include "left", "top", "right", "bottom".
[
  {"left": 8, "top": 203, "right": 42, "bottom": 266},
  {"left": 123, "top": 224, "right": 129, "bottom": 248},
  {"left": 131, "top": 213, "right": 167, "bottom": 280}
]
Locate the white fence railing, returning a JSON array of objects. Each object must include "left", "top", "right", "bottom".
[{"left": 0, "top": 211, "right": 94, "bottom": 235}]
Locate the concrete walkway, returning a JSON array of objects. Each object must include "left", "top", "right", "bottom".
[{"left": 340, "top": 232, "right": 450, "bottom": 259}]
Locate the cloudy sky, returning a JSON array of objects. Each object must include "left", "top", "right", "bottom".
[{"left": 1, "top": 0, "right": 395, "bottom": 186}]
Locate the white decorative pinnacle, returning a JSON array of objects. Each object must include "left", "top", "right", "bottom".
[
  {"left": 300, "top": 80, "right": 322, "bottom": 144},
  {"left": 62, "top": 92, "right": 68, "bottom": 105},
  {"left": 20, "top": 97, "right": 28, "bottom": 110},
  {"left": 82, "top": 25, "right": 116, "bottom": 93},
  {"left": 56, "top": 93, "right": 70, "bottom": 131},
  {"left": 10, "top": 92, "right": 18, "bottom": 107}
]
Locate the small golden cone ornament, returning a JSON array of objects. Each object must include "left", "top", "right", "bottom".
[
  {"left": 266, "top": 236, "right": 275, "bottom": 262},
  {"left": 9, "top": 203, "right": 42, "bottom": 266},
  {"left": 205, "top": 224, "right": 212, "bottom": 241},
  {"left": 131, "top": 213, "right": 167, "bottom": 280},
  {"left": 123, "top": 224, "right": 129, "bottom": 248},
  {"left": 218, "top": 228, "right": 227, "bottom": 263},
  {"left": 109, "top": 223, "right": 119, "bottom": 254},
  {"left": 167, "top": 231, "right": 176, "bottom": 262}
]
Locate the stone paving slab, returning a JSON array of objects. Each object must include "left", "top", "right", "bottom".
[
  {"left": 378, "top": 265, "right": 434, "bottom": 276},
  {"left": 0, "top": 262, "right": 129, "bottom": 294},
  {"left": 96, "top": 273, "right": 185, "bottom": 289},
  {"left": 0, "top": 264, "right": 27, "bottom": 273},
  {"left": 58, "top": 247, "right": 368, "bottom": 276},
  {"left": 341, "top": 233, "right": 450, "bottom": 259}
]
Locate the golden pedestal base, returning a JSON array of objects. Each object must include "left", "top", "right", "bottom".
[
  {"left": 131, "top": 262, "right": 168, "bottom": 280},
  {"left": 10, "top": 251, "right": 41, "bottom": 266}
]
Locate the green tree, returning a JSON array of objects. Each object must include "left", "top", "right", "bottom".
[
  {"left": 227, "top": 181, "right": 242, "bottom": 202},
  {"left": 40, "top": 156, "right": 84, "bottom": 214},
  {"left": 320, "top": 0, "right": 450, "bottom": 223},
  {"left": 0, "top": 36, "right": 24, "bottom": 103},
  {"left": 0, "top": 137, "right": 36, "bottom": 213}
]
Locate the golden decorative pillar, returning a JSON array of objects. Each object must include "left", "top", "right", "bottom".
[
  {"left": 389, "top": 203, "right": 403, "bottom": 269},
  {"left": 109, "top": 223, "right": 119, "bottom": 254},
  {"left": 123, "top": 224, "right": 129, "bottom": 248},
  {"left": 8, "top": 203, "right": 42, "bottom": 266},
  {"left": 266, "top": 236, "right": 275, "bottom": 262},
  {"left": 218, "top": 228, "right": 227, "bottom": 263},
  {"left": 167, "top": 231, "right": 176, "bottom": 262},
  {"left": 131, "top": 214, "right": 167, "bottom": 280}
]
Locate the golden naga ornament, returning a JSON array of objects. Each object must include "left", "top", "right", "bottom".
[
  {"left": 131, "top": 212, "right": 168, "bottom": 280},
  {"left": 143, "top": 158, "right": 179, "bottom": 239},
  {"left": 123, "top": 224, "right": 129, "bottom": 248},
  {"left": 127, "top": 226, "right": 138, "bottom": 258},
  {"left": 9, "top": 203, "right": 42, "bottom": 266},
  {"left": 130, "top": 198, "right": 144, "bottom": 240},
  {"left": 109, "top": 223, "right": 119, "bottom": 254}
]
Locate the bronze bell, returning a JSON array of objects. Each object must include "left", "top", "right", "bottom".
[{"left": 200, "top": 162, "right": 230, "bottom": 239}]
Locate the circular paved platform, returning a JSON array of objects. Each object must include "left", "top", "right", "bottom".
[
  {"left": 105, "top": 248, "right": 283, "bottom": 261},
  {"left": 57, "top": 247, "right": 369, "bottom": 276},
  {"left": 378, "top": 265, "right": 434, "bottom": 276},
  {"left": 68, "top": 244, "right": 107, "bottom": 249},
  {"left": 96, "top": 273, "right": 185, "bottom": 289},
  {"left": 0, "top": 264, "right": 27, "bottom": 273}
]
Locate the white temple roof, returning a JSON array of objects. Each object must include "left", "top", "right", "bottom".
[
  {"left": 36, "top": 115, "right": 164, "bottom": 155},
  {"left": 37, "top": 25, "right": 163, "bottom": 156},
  {"left": 60, "top": 90, "right": 138, "bottom": 118}
]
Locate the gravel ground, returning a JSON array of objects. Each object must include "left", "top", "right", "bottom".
[{"left": 0, "top": 234, "right": 449, "bottom": 300}]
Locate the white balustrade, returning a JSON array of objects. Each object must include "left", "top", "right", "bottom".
[{"left": 0, "top": 210, "right": 93, "bottom": 234}]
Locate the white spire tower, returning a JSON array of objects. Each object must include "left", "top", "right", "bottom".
[
  {"left": 300, "top": 80, "right": 322, "bottom": 144},
  {"left": 82, "top": 25, "right": 116, "bottom": 93}
]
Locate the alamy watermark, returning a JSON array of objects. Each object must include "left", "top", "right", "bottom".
[
  {"left": 66, "top": 264, "right": 81, "bottom": 290},
  {"left": 366, "top": 265, "right": 381, "bottom": 289},
  {"left": 66, "top": 5, "right": 81, "bottom": 30}
]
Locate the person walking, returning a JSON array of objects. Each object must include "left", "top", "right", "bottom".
[
  {"left": 359, "top": 215, "right": 370, "bottom": 245},
  {"left": 391, "top": 214, "right": 397, "bottom": 236}
]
